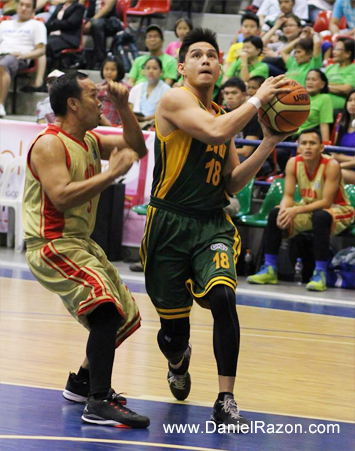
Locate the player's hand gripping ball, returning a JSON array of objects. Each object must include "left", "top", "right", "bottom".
[{"left": 258, "top": 79, "right": 310, "bottom": 133}]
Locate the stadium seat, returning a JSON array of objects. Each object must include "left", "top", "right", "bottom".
[
  {"left": 238, "top": 179, "right": 301, "bottom": 227},
  {"left": 330, "top": 112, "right": 342, "bottom": 144},
  {"left": 132, "top": 203, "right": 148, "bottom": 215},
  {"left": 126, "top": 0, "right": 171, "bottom": 35},
  {"left": 344, "top": 184, "right": 355, "bottom": 236},
  {"left": 233, "top": 177, "right": 254, "bottom": 219}
]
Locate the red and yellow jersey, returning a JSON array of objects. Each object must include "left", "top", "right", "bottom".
[
  {"left": 23, "top": 124, "right": 102, "bottom": 242},
  {"left": 295, "top": 154, "right": 350, "bottom": 206}
]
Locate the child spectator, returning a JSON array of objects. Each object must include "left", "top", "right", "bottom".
[
  {"left": 247, "top": 75, "right": 265, "bottom": 97},
  {"left": 222, "top": 77, "right": 274, "bottom": 177},
  {"left": 332, "top": 90, "right": 355, "bottom": 184},
  {"left": 223, "top": 13, "right": 260, "bottom": 75},
  {"left": 325, "top": 38, "right": 355, "bottom": 112},
  {"left": 294, "top": 69, "right": 333, "bottom": 142},
  {"left": 128, "top": 56, "right": 171, "bottom": 130},
  {"left": 281, "top": 27, "right": 322, "bottom": 86},
  {"left": 224, "top": 36, "right": 269, "bottom": 83},
  {"left": 165, "top": 18, "right": 193, "bottom": 59},
  {"left": 96, "top": 55, "right": 129, "bottom": 126},
  {"left": 257, "top": 0, "right": 309, "bottom": 28},
  {"left": 330, "top": 0, "right": 355, "bottom": 37},
  {"left": 36, "top": 69, "right": 64, "bottom": 123}
]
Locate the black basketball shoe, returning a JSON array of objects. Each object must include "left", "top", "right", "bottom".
[
  {"left": 81, "top": 389, "right": 150, "bottom": 428},
  {"left": 211, "top": 394, "right": 250, "bottom": 433},
  {"left": 167, "top": 343, "right": 192, "bottom": 401},
  {"left": 63, "top": 372, "right": 127, "bottom": 405}
]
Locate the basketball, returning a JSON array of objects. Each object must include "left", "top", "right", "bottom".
[{"left": 258, "top": 79, "right": 311, "bottom": 133}]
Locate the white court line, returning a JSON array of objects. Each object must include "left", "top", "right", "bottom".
[
  {"left": 1, "top": 260, "right": 354, "bottom": 308},
  {"left": 2, "top": 382, "right": 354, "bottom": 424}
]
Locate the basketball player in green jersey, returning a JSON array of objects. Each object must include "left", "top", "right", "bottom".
[
  {"left": 22, "top": 72, "right": 150, "bottom": 428},
  {"left": 140, "top": 28, "right": 292, "bottom": 432}
]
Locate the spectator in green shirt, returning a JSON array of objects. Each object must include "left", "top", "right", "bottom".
[
  {"left": 294, "top": 69, "right": 333, "bottom": 142},
  {"left": 223, "top": 36, "right": 269, "bottom": 84},
  {"left": 128, "top": 25, "right": 177, "bottom": 87},
  {"left": 325, "top": 38, "right": 355, "bottom": 111},
  {"left": 281, "top": 27, "right": 322, "bottom": 86}
]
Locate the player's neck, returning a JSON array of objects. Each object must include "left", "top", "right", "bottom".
[
  {"left": 183, "top": 82, "right": 214, "bottom": 113},
  {"left": 304, "top": 156, "right": 321, "bottom": 175},
  {"left": 54, "top": 119, "right": 87, "bottom": 143}
]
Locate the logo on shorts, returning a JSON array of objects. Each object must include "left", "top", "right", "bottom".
[{"left": 211, "top": 243, "right": 228, "bottom": 251}]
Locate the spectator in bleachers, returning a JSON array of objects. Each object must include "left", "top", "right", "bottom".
[
  {"left": 293, "top": 69, "right": 333, "bottom": 142},
  {"left": 45, "top": 0, "right": 85, "bottom": 71},
  {"left": 224, "top": 36, "right": 269, "bottom": 83},
  {"left": 332, "top": 89, "right": 355, "bottom": 183},
  {"left": 308, "top": 0, "right": 334, "bottom": 24},
  {"left": 247, "top": 129, "right": 355, "bottom": 292},
  {"left": 128, "top": 25, "right": 177, "bottom": 87},
  {"left": 165, "top": 17, "right": 193, "bottom": 59},
  {"left": 128, "top": 56, "right": 171, "bottom": 130},
  {"left": 247, "top": 74, "right": 265, "bottom": 97},
  {"left": 281, "top": 27, "right": 322, "bottom": 85},
  {"left": 257, "top": 0, "right": 309, "bottom": 29},
  {"left": 84, "top": 0, "right": 124, "bottom": 70},
  {"left": 325, "top": 37, "right": 355, "bottom": 111},
  {"left": 0, "top": 0, "right": 47, "bottom": 117},
  {"left": 97, "top": 55, "right": 130, "bottom": 126},
  {"left": 36, "top": 68, "right": 64, "bottom": 123},
  {"left": 223, "top": 13, "right": 261, "bottom": 75},
  {"left": 329, "top": 0, "right": 355, "bottom": 37},
  {"left": 223, "top": 77, "right": 274, "bottom": 177}
]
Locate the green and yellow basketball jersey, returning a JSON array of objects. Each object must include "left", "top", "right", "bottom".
[
  {"left": 23, "top": 124, "right": 102, "bottom": 241},
  {"left": 150, "top": 88, "right": 231, "bottom": 216}
]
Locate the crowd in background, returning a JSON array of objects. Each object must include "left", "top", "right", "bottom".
[{"left": 0, "top": 0, "right": 354, "bottom": 176}]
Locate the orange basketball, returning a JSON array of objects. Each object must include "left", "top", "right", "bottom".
[{"left": 258, "top": 79, "right": 311, "bottom": 133}]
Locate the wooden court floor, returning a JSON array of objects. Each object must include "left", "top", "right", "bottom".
[{"left": 1, "top": 275, "right": 354, "bottom": 424}]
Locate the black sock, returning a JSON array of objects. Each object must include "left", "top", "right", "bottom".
[
  {"left": 169, "top": 353, "right": 189, "bottom": 375},
  {"left": 218, "top": 392, "right": 233, "bottom": 401},
  {"left": 77, "top": 366, "right": 90, "bottom": 382},
  {"left": 93, "top": 391, "right": 109, "bottom": 400}
]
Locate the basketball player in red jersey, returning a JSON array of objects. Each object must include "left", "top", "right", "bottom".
[{"left": 22, "top": 72, "right": 150, "bottom": 428}]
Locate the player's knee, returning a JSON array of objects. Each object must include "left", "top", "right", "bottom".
[
  {"left": 157, "top": 317, "right": 190, "bottom": 363},
  {"left": 207, "top": 285, "right": 237, "bottom": 320},
  {"left": 312, "top": 209, "right": 332, "bottom": 229},
  {"left": 87, "top": 303, "right": 121, "bottom": 330}
]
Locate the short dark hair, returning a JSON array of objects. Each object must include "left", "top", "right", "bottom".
[
  {"left": 100, "top": 55, "right": 125, "bottom": 82},
  {"left": 307, "top": 69, "right": 329, "bottom": 94},
  {"left": 222, "top": 77, "right": 246, "bottom": 93},
  {"left": 249, "top": 75, "right": 265, "bottom": 86},
  {"left": 174, "top": 17, "right": 193, "bottom": 37},
  {"left": 146, "top": 24, "right": 164, "bottom": 40},
  {"left": 295, "top": 38, "right": 313, "bottom": 54},
  {"left": 243, "top": 35, "right": 263, "bottom": 54},
  {"left": 144, "top": 56, "right": 163, "bottom": 70},
  {"left": 50, "top": 72, "right": 88, "bottom": 116},
  {"left": 179, "top": 27, "right": 219, "bottom": 63},
  {"left": 298, "top": 128, "right": 322, "bottom": 143},
  {"left": 338, "top": 37, "right": 355, "bottom": 62},
  {"left": 241, "top": 12, "right": 260, "bottom": 28}
]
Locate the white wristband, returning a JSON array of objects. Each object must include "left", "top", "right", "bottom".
[{"left": 247, "top": 96, "right": 262, "bottom": 110}]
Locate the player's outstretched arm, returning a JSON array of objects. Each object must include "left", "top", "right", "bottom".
[
  {"left": 225, "top": 120, "right": 291, "bottom": 194},
  {"left": 97, "top": 81, "right": 147, "bottom": 160},
  {"left": 30, "top": 135, "right": 137, "bottom": 212},
  {"left": 159, "top": 75, "right": 290, "bottom": 146}
]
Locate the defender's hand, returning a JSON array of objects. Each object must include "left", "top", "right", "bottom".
[
  {"left": 107, "top": 81, "right": 129, "bottom": 109},
  {"left": 108, "top": 148, "right": 138, "bottom": 179}
]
